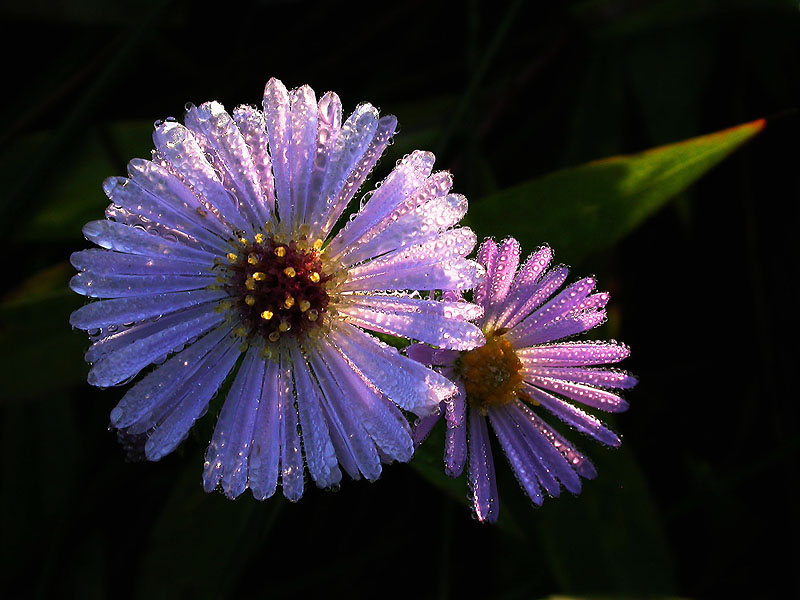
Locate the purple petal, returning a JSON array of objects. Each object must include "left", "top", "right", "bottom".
[
  {"left": 71, "top": 249, "right": 213, "bottom": 277},
  {"left": 153, "top": 121, "right": 250, "bottom": 232},
  {"left": 523, "top": 366, "right": 638, "bottom": 390},
  {"left": 473, "top": 238, "right": 498, "bottom": 307},
  {"left": 218, "top": 347, "right": 267, "bottom": 498},
  {"left": 102, "top": 176, "right": 229, "bottom": 255},
  {"left": 248, "top": 359, "right": 282, "bottom": 500},
  {"left": 70, "top": 289, "right": 227, "bottom": 330},
  {"left": 515, "top": 401, "right": 597, "bottom": 480},
  {"left": 278, "top": 351, "right": 305, "bottom": 501},
  {"left": 328, "top": 150, "right": 435, "bottom": 258},
  {"left": 321, "top": 342, "right": 414, "bottom": 462},
  {"left": 468, "top": 409, "right": 499, "bottom": 523},
  {"left": 486, "top": 408, "right": 544, "bottom": 505},
  {"left": 412, "top": 408, "right": 442, "bottom": 446},
  {"left": 309, "top": 346, "right": 381, "bottom": 481},
  {"left": 516, "top": 341, "right": 631, "bottom": 367},
  {"left": 329, "top": 322, "right": 456, "bottom": 416},
  {"left": 444, "top": 410, "right": 468, "bottom": 477},
  {"left": 70, "top": 271, "right": 215, "bottom": 298},
  {"left": 502, "top": 266, "right": 570, "bottom": 331},
  {"left": 510, "top": 310, "right": 606, "bottom": 347},
  {"left": 82, "top": 220, "right": 215, "bottom": 265},
  {"left": 318, "top": 109, "right": 396, "bottom": 238},
  {"left": 145, "top": 338, "right": 240, "bottom": 461},
  {"left": 126, "top": 158, "right": 231, "bottom": 239},
  {"left": 304, "top": 91, "right": 342, "bottom": 223},
  {"left": 487, "top": 245, "right": 553, "bottom": 329},
  {"left": 184, "top": 101, "right": 273, "bottom": 228},
  {"left": 510, "top": 277, "right": 597, "bottom": 339},
  {"left": 286, "top": 85, "right": 319, "bottom": 228},
  {"left": 336, "top": 171, "right": 456, "bottom": 265},
  {"left": 110, "top": 324, "right": 233, "bottom": 429},
  {"left": 87, "top": 307, "right": 225, "bottom": 387},
  {"left": 487, "top": 238, "right": 520, "bottom": 306},
  {"left": 337, "top": 294, "right": 484, "bottom": 350},
  {"left": 262, "top": 78, "right": 292, "bottom": 222},
  {"left": 504, "top": 402, "right": 582, "bottom": 494},
  {"left": 524, "top": 376, "right": 629, "bottom": 413},
  {"left": 290, "top": 345, "right": 341, "bottom": 488},
  {"left": 232, "top": 105, "right": 277, "bottom": 220},
  {"left": 342, "top": 257, "right": 484, "bottom": 293},
  {"left": 524, "top": 383, "right": 620, "bottom": 446}
]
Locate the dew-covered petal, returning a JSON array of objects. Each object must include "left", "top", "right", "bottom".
[
  {"left": 444, "top": 380, "right": 467, "bottom": 428},
  {"left": 290, "top": 345, "right": 340, "bottom": 488},
  {"left": 486, "top": 407, "right": 544, "bottom": 505},
  {"left": 126, "top": 158, "right": 231, "bottom": 240},
  {"left": 487, "top": 238, "right": 520, "bottom": 307},
  {"left": 342, "top": 257, "right": 484, "bottom": 293},
  {"left": 303, "top": 91, "right": 342, "bottom": 223},
  {"left": 510, "top": 310, "right": 606, "bottom": 347},
  {"left": 85, "top": 304, "right": 219, "bottom": 363},
  {"left": 70, "top": 289, "right": 227, "bottom": 330},
  {"left": 278, "top": 351, "right": 305, "bottom": 501},
  {"left": 232, "top": 105, "right": 276, "bottom": 219},
  {"left": 318, "top": 108, "right": 397, "bottom": 237},
  {"left": 473, "top": 238, "right": 498, "bottom": 307},
  {"left": 103, "top": 176, "right": 230, "bottom": 255},
  {"left": 87, "top": 308, "right": 225, "bottom": 387},
  {"left": 153, "top": 121, "right": 250, "bottom": 232},
  {"left": 412, "top": 408, "right": 442, "bottom": 446},
  {"left": 524, "top": 376, "right": 629, "bottom": 413},
  {"left": 185, "top": 101, "right": 273, "bottom": 228},
  {"left": 504, "top": 402, "right": 582, "bottom": 494},
  {"left": 515, "top": 400, "right": 597, "bottom": 480},
  {"left": 248, "top": 359, "right": 281, "bottom": 500},
  {"left": 337, "top": 294, "right": 484, "bottom": 350},
  {"left": 144, "top": 338, "right": 240, "bottom": 461},
  {"left": 524, "top": 383, "right": 620, "bottom": 446},
  {"left": 501, "top": 266, "right": 570, "bottom": 332},
  {"left": 444, "top": 414, "right": 468, "bottom": 477},
  {"left": 82, "top": 220, "right": 215, "bottom": 265},
  {"left": 516, "top": 341, "right": 631, "bottom": 367},
  {"left": 71, "top": 249, "right": 214, "bottom": 278},
  {"left": 70, "top": 271, "right": 215, "bottom": 298},
  {"left": 467, "top": 409, "right": 498, "bottom": 523},
  {"left": 488, "top": 245, "right": 554, "bottom": 329},
  {"left": 510, "top": 277, "right": 597, "bottom": 339},
  {"left": 262, "top": 78, "right": 293, "bottom": 223},
  {"left": 285, "top": 85, "right": 318, "bottom": 228},
  {"left": 308, "top": 347, "right": 381, "bottom": 481},
  {"left": 328, "top": 150, "right": 435, "bottom": 259},
  {"left": 346, "top": 228, "right": 476, "bottom": 281},
  {"left": 213, "top": 347, "right": 267, "bottom": 498},
  {"left": 329, "top": 322, "right": 456, "bottom": 416},
  {"left": 110, "top": 324, "right": 233, "bottom": 429},
  {"left": 344, "top": 191, "right": 467, "bottom": 266},
  {"left": 524, "top": 366, "right": 638, "bottom": 390}
]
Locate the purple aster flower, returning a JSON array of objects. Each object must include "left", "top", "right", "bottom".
[
  {"left": 69, "top": 78, "right": 485, "bottom": 501},
  {"left": 409, "top": 238, "right": 637, "bottom": 522}
]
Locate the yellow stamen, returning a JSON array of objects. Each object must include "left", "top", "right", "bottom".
[
  {"left": 307, "top": 309, "right": 318, "bottom": 322},
  {"left": 299, "top": 300, "right": 311, "bottom": 312},
  {"left": 313, "top": 238, "right": 324, "bottom": 251},
  {"left": 245, "top": 277, "right": 256, "bottom": 290},
  {"left": 278, "top": 320, "right": 291, "bottom": 332},
  {"left": 260, "top": 310, "right": 274, "bottom": 321},
  {"left": 274, "top": 246, "right": 286, "bottom": 258},
  {"left": 245, "top": 295, "right": 256, "bottom": 306},
  {"left": 268, "top": 331, "right": 280, "bottom": 342},
  {"left": 253, "top": 272, "right": 266, "bottom": 281},
  {"left": 308, "top": 271, "right": 320, "bottom": 283},
  {"left": 284, "top": 295, "right": 295, "bottom": 309},
  {"left": 248, "top": 253, "right": 259, "bottom": 265},
  {"left": 226, "top": 252, "right": 238, "bottom": 263},
  {"left": 283, "top": 267, "right": 296, "bottom": 278},
  {"left": 254, "top": 233, "right": 265, "bottom": 244}
]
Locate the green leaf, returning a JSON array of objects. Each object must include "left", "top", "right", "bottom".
[{"left": 467, "top": 119, "right": 766, "bottom": 265}]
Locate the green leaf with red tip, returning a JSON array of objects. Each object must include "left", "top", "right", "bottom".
[{"left": 467, "top": 119, "right": 766, "bottom": 265}]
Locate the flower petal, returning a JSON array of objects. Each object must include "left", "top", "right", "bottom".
[
  {"left": 329, "top": 322, "right": 456, "bottom": 416},
  {"left": 248, "top": 359, "right": 282, "bottom": 500},
  {"left": 70, "top": 271, "right": 215, "bottom": 298},
  {"left": 515, "top": 341, "right": 631, "bottom": 366},
  {"left": 290, "top": 345, "right": 341, "bottom": 488},
  {"left": 523, "top": 376, "right": 629, "bottom": 413},
  {"left": 70, "top": 289, "right": 227, "bottom": 330},
  {"left": 486, "top": 407, "right": 544, "bottom": 505},
  {"left": 278, "top": 350, "right": 305, "bottom": 501},
  {"left": 468, "top": 409, "right": 499, "bottom": 523},
  {"left": 232, "top": 105, "right": 277, "bottom": 220},
  {"left": 473, "top": 238, "right": 498, "bottom": 307},
  {"left": 337, "top": 294, "right": 484, "bottom": 350}
]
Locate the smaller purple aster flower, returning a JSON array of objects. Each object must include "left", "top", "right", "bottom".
[{"left": 409, "top": 238, "right": 637, "bottom": 523}]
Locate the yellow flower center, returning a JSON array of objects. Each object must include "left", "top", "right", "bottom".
[{"left": 457, "top": 330, "right": 524, "bottom": 414}]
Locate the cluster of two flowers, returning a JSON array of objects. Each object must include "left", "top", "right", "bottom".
[{"left": 70, "top": 78, "right": 635, "bottom": 523}]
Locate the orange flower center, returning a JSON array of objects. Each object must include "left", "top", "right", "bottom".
[{"left": 457, "top": 330, "right": 524, "bottom": 414}]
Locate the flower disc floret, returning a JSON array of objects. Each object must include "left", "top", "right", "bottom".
[{"left": 458, "top": 331, "right": 523, "bottom": 413}]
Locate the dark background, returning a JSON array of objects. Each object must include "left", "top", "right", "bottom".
[{"left": 0, "top": 1, "right": 796, "bottom": 598}]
